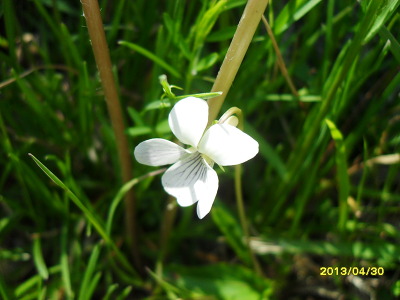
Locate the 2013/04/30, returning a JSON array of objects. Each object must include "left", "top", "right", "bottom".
[{"left": 320, "top": 267, "right": 384, "bottom": 276}]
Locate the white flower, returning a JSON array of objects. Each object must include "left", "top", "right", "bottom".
[{"left": 134, "top": 97, "right": 259, "bottom": 219}]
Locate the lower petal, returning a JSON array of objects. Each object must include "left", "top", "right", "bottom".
[{"left": 161, "top": 152, "right": 218, "bottom": 219}]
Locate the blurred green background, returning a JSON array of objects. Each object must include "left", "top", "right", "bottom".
[{"left": 1, "top": 0, "right": 399, "bottom": 299}]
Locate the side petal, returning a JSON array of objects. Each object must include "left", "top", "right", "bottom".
[
  {"left": 198, "top": 124, "right": 259, "bottom": 166},
  {"left": 134, "top": 138, "right": 187, "bottom": 166},
  {"left": 161, "top": 152, "right": 218, "bottom": 219},
  {"left": 169, "top": 97, "right": 209, "bottom": 148}
]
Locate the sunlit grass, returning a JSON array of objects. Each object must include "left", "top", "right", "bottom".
[{"left": 1, "top": 0, "right": 399, "bottom": 299}]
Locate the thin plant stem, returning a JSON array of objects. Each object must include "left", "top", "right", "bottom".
[
  {"left": 0, "top": 65, "right": 78, "bottom": 90},
  {"left": 261, "top": 15, "right": 299, "bottom": 99},
  {"left": 220, "top": 108, "right": 263, "bottom": 275},
  {"left": 81, "top": 0, "right": 141, "bottom": 271},
  {"left": 155, "top": 196, "right": 177, "bottom": 280},
  {"left": 234, "top": 164, "right": 263, "bottom": 276},
  {"left": 207, "top": 0, "right": 268, "bottom": 274},
  {"left": 207, "top": 0, "right": 269, "bottom": 125},
  {"left": 261, "top": 15, "right": 298, "bottom": 148}
]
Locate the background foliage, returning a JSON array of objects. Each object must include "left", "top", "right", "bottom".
[{"left": 1, "top": 0, "right": 399, "bottom": 299}]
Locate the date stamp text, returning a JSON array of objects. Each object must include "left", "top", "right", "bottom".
[{"left": 320, "top": 267, "right": 384, "bottom": 276}]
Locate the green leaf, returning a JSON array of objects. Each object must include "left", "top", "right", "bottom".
[
  {"left": 165, "top": 263, "right": 273, "bottom": 300},
  {"left": 126, "top": 126, "right": 152, "bottom": 137},
  {"left": 33, "top": 236, "right": 49, "bottom": 280},
  {"left": 127, "top": 107, "right": 145, "bottom": 126},
  {"left": 246, "top": 124, "right": 287, "bottom": 179},
  {"left": 103, "top": 284, "right": 119, "bottom": 300},
  {"left": 379, "top": 26, "right": 400, "bottom": 64},
  {"left": 87, "top": 272, "right": 102, "bottom": 300},
  {"left": 211, "top": 205, "right": 250, "bottom": 264},
  {"left": 192, "top": 0, "right": 228, "bottom": 51},
  {"left": 156, "top": 118, "right": 171, "bottom": 135},
  {"left": 15, "top": 265, "right": 61, "bottom": 298},
  {"left": 207, "top": 26, "right": 236, "bottom": 42},
  {"left": 119, "top": 41, "right": 181, "bottom": 78},
  {"left": 393, "top": 280, "right": 400, "bottom": 297},
  {"left": 60, "top": 224, "right": 73, "bottom": 298},
  {"left": 78, "top": 245, "right": 101, "bottom": 300},
  {"left": 0, "top": 275, "right": 14, "bottom": 300},
  {"left": 36, "top": 0, "right": 77, "bottom": 15},
  {"left": 196, "top": 52, "right": 219, "bottom": 72},
  {"left": 116, "top": 286, "right": 133, "bottom": 300},
  {"left": 363, "top": 0, "right": 400, "bottom": 42},
  {"left": 143, "top": 100, "right": 171, "bottom": 111},
  {"left": 106, "top": 168, "right": 166, "bottom": 237},
  {"left": 175, "top": 91, "right": 223, "bottom": 100},
  {"left": 325, "top": 119, "right": 350, "bottom": 232},
  {"left": 264, "top": 94, "right": 321, "bottom": 102},
  {"left": 28, "top": 154, "right": 139, "bottom": 280},
  {"left": 254, "top": 237, "right": 400, "bottom": 265},
  {"left": 274, "top": 0, "right": 323, "bottom": 35}
]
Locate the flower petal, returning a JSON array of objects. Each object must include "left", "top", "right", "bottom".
[
  {"left": 198, "top": 124, "right": 259, "bottom": 166},
  {"left": 224, "top": 115, "right": 239, "bottom": 127},
  {"left": 168, "top": 97, "right": 209, "bottom": 147},
  {"left": 134, "top": 138, "right": 187, "bottom": 166},
  {"left": 161, "top": 152, "right": 218, "bottom": 219}
]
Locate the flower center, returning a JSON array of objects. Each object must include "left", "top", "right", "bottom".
[
  {"left": 201, "top": 153, "right": 214, "bottom": 167},
  {"left": 186, "top": 146, "right": 214, "bottom": 167}
]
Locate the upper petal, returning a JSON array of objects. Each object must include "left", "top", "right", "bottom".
[
  {"left": 198, "top": 124, "right": 259, "bottom": 166},
  {"left": 168, "top": 97, "right": 209, "bottom": 147},
  {"left": 134, "top": 138, "right": 187, "bottom": 166},
  {"left": 161, "top": 152, "right": 218, "bottom": 219}
]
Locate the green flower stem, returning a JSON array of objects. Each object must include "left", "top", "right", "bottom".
[
  {"left": 220, "top": 108, "right": 263, "bottom": 275},
  {"left": 207, "top": 0, "right": 269, "bottom": 126},
  {"left": 81, "top": 0, "right": 140, "bottom": 271},
  {"left": 234, "top": 164, "right": 263, "bottom": 275}
]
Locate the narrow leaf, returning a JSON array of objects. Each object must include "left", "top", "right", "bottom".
[
  {"left": 33, "top": 236, "right": 49, "bottom": 280},
  {"left": 78, "top": 245, "right": 101, "bottom": 300},
  {"left": 325, "top": 119, "right": 350, "bottom": 232},
  {"left": 119, "top": 41, "right": 181, "bottom": 78}
]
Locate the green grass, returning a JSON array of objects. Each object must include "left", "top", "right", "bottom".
[{"left": 1, "top": 0, "right": 400, "bottom": 299}]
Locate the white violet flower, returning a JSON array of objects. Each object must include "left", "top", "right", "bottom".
[{"left": 134, "top": 97, "right": 259, "bottom": 219}]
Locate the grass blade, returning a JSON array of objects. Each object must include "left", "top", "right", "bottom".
[
  {"left": 28, "top": 154, "right": 139, "bottom": 280},
  {"left": 325, "top": 119, "right": 350, "bottom": 232},
  {"left": 363, "top": 0, "right": 400, "bottom": 42},
  {"left": 211, "top": 205, "right": 250, "bottom": 265},
  {"left": 274, "top": 0, "right": 323, "bottom": 35},
  {"left": 379, "top": 26, "right": 400, "bottom": 63},
  {"left": 60, "top": 224, "right": 74, "bottom": 298},
  {"left": 118, "top": 40, "right": 181, "bottom": 78},
  {"left": 0, "top": 276, "right": 14, "bottom": 300},
  {"left": 32, "top": 236, "right": 49, "bottom": 280},
  {"left": 78, "top": 245, "right": 101, "bottom": 300}
]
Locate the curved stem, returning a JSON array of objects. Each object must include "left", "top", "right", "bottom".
[{"left": 218, "top": 107, "right": 242, "bottom": 125}]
